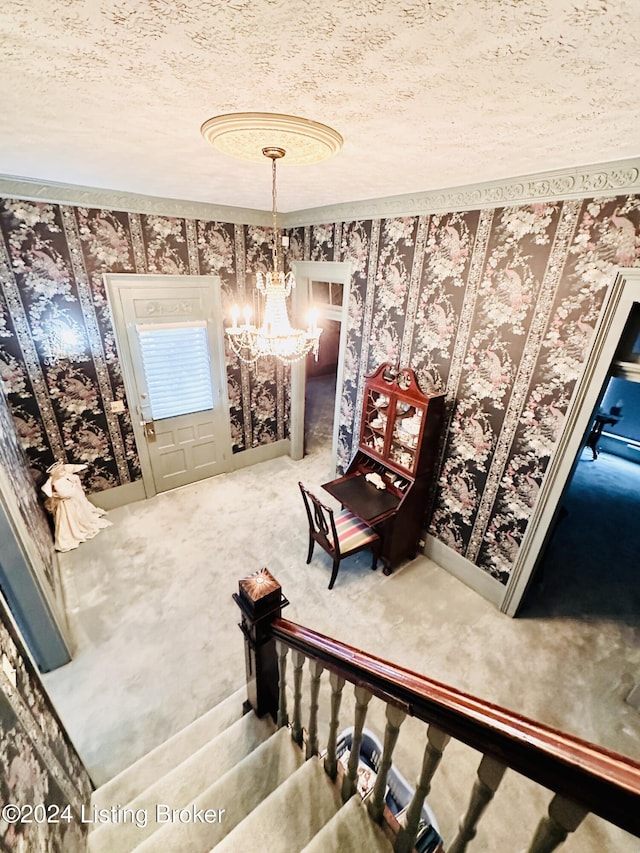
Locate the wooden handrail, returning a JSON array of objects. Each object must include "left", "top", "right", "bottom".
[{"left": 271, "top": 616, "right": 640, "bottom": 838}]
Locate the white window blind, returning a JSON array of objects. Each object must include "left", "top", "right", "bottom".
[{"left": 136, "top": 322, "right": 214, "bottom": 420}]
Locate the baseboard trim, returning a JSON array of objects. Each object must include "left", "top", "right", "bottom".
[
  {"left": 87, "top": 443, "right": 290, "bottom": 507},
  {"left": 89, "top": 480, "right": 146, "bottom": 510},
  {"left": 230, "top": 439, "right": 290, "bottom": 470},
  {"left": 423, "top": 534, "right": 505, "bottom": 608}
]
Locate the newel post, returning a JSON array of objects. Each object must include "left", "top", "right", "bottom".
[{"left": 233, "top": 568, "right": 287, "bottom": 721}]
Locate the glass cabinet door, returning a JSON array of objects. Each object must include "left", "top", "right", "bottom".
[
  {"left": 361, "top": 388, "right": 391, "bottom": 456},
  {"left": 389, "top": 402, "right": 424, "bottom": 472}
]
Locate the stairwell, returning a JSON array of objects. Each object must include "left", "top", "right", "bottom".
[
  {"left": 86, "top": 687, "right": 394, "bottom": 853},
  {"left": 83, "top": 569, "right": 640, "bottom": 853}
]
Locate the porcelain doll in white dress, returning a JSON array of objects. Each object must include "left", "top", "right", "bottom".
[{"left": 42, "top": 462, "right": 112, "bottom": 552}]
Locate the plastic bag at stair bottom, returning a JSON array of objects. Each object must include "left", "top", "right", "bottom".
[{"left": 42, "top": 462, "right": 112, "bottom": 552}]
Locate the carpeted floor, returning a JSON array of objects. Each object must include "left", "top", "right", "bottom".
[
  {"left": 42, "top": 378, "right": 640, "bottom": 850},
  {"left": 522, "top": 446, "right": 640, "bottom": 624}
]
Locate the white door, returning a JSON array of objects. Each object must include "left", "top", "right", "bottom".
[{"left": 105, "top": 275, "right": 232, "bottom": 496}]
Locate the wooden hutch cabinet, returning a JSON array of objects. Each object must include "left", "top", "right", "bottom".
[{"left": 323, "top": 363, "right": 444, "bottom": 572}]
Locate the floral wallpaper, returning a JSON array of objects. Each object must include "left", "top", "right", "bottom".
[
  {"left": 2, "top": 190, "right": 640, "bottom": 584},
  {"left": 0, "top": 597, "right": 91, "bottom": 851},
  {"left": 0, "top": 381, "right": 72, "bottom": 672},
  {"left": 290, "top": 195, "right": 640, "bottom": 584},
  {"left": 0, "top": 200, "right": 283, "bottom": 493},
  {"left": 0, "top": 382, "right": 59, "bottom": 601}
]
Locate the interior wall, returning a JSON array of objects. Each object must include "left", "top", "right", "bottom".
[
  {"left": 0, "top": 382, "right": 71, "bottom": 668},
  {"left": 0, "top": 201, "right": 286, "bottom": 493},
  {"left": 0, "top": 592, "right": 92, "bottom": 851},
  {"left": 0, "top": 381, "right": 58, "bottom": 601},
  {"left": 3, "top": 191, "right": 640, "bottom": 586},
  {"left": 289, "top": 196, "right": 640, "bottom": 584}
]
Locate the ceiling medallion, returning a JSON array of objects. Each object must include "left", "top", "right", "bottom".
[{"left": 200, "top": 112, "right": 343, "bottom": 165}]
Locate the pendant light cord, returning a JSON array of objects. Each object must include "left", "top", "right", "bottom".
[
  {"left": 272, "top": 155, "right": 279, "bottom": 272},
  {"left": 262, "top": 146, "right": 286, "bottom": 274}
]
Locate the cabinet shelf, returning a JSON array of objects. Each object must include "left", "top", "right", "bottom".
[{"left": 392, "top": 438, "right": 418, "bottom": 452}]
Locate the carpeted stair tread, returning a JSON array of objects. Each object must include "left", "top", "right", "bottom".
[
  {"left": 134, "top": 727, "right": 305, "bottom": 852},
  {"left": 211, "top": 755, "right": 343, "bottom": 852},
  {"left": 88, "top": 710, "right": 275, "bottom": 853},
  {"left": 301, "top": 794, "right": 394, "bottom": 852},
  {"left": 92, "top": 687, "right": 246, "bottom": 811}
]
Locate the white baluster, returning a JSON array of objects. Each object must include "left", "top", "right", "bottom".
[
  {"left": 306, "top": 659, "right": 324, "bottom": 759},
  {"left": 368, "top": 703, "right": 406, "bottom": 823},
  {"left": 342, "top": 685, "right": 372, "bottom": 802},
  {"left": 394, "top": 725, "right": 450, "bottom": 853},
  {"left": 448, "top": 754, "right": 507, "bottom": 853},
  {"left": 527, "top": 794, "right": 588, "bottom": 853},
  {"left": 291, "top": 649, "right": 305, "bottom": 747},
  {"left": 324, "top": 671, "right": 346, "bottom": 780}
]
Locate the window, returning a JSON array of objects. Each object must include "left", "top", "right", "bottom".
[
  {"left": 136, "top": 322, "right": 214, "bottom": 420},
  {"left": 311, "top": 280, "right": 343, "bottom": 308}
]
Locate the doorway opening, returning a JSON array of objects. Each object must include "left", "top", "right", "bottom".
[
  {"left": 290, "top": 261, "right": 351, "bottom": 468},
  {"left": 503, "top": 269, "right": 640, "bottom": 617},
  {"left": 305, "top": 317, "right": 340, "bottom": 454},
  {"left": 521, "top": 373, "right": 640, "bottom": 620}
]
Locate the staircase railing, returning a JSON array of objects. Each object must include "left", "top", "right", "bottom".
[{"left": 234, "top": 569, "right": 640, "bottom": 853}]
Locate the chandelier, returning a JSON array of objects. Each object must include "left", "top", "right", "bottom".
[{"left": 226, "top": 147, "right": 322, "bottom": 365}]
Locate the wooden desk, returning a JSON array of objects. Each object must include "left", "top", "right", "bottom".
[
  {"left": 322, "top": 471, "right": 400, "bottom": 526},
  {"left": 324, "top": 363, "right": 444, "bottom": 574},
  {"left": 322, "top": 457, "right": 427, "bottom": 574}
]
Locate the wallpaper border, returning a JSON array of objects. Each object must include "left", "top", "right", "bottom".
[
  {"left": 0, "top": 175, "right": 272, "bottom": 226},
  {"left": 287, "top": 158, "right": 640, "bottom": 225},
  {"left": 2, "top": 159, "right": 639, "bottom": 229}
]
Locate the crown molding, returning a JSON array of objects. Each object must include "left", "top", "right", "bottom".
[
  {"left": 281, "top": 157, "right": 640, "bottom": 227},
  {"left": 0, "top": 175, "right": 272, "bottom": 226},
  {"left": 1, "top": 158, "right": 639, "bottom": 229}
]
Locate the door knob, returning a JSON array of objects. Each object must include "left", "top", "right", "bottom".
[{"left": 142, "top": 421, "right": 157, "bottom": 442}]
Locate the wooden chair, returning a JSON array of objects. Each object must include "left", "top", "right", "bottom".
[{"left": 298, "top": 481, "right": 381, "bottom": 590}]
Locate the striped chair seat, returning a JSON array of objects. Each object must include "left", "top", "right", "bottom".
[{"left": 332, "top": 509, "right": 379, "bottom": 551}]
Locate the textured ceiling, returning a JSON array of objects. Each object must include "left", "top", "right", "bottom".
[{"left": 1, "top": 0, "right": 639, "bottom": 213}]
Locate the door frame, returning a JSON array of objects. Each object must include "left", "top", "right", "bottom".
[
  {"left": 104, "top": 273, "right": 231, "bottom": 499},
  {"left": 502, "top": 267, "right": 640, "bottom": 615},
  {"left": 289, "top": 261, "right": 352, "bottom": 465}
]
